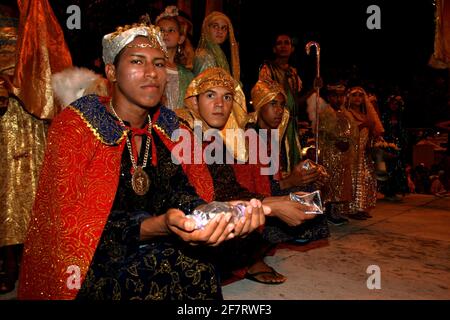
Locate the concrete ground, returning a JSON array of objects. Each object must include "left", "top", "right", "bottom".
[
  {"left": 223, "top": 194, "right": 450, "bottom": 300},
  {"left": 1, "top": 194, "right": 449, "bottom": 300}
]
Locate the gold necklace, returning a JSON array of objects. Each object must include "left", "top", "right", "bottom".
[{"left": 110, "top": 103, "right": 151, "bottom": 195}]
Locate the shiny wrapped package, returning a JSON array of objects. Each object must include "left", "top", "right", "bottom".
[
  {"left": 187, "top": 201, "right": 247, "bottom": 230},
  {"left": 290, "top": 190, "right": 324, "bottom": 214},
  {"left": 301, "top": 159, "right": 318, "bottom": 171}
]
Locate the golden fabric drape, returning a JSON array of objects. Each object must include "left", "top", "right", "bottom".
[
  {"left": 247, "top": 79, "right": 290, "bottom": 154},
  {"left": 318, "top": 106, "right": 354, "bottom": 204},
  {"left": 429, "top": 0, "right": 450, "bottom": 69},
  {"left": 13, "top": 0, "right": 72, "bottom": 120},
  {"left": 350, "top": 127, "right": 377, "bottom": 212},
  {"left": 0, "top": 97, "right": 48, "bottom": 247},
  {"left": 180, "top": 67, "right": 248, "bottom": 162}
]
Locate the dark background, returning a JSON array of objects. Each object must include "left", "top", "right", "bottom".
[{"left": 45, "top": 0, "right": 448, "bottom": 128}]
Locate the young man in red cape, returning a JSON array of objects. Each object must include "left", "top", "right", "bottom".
[{"left": 18, "top": 23, "right": 266, "bottom": 300}]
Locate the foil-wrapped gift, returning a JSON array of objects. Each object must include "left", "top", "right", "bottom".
[
  {"left": 187, "top": 201, "right": 247, "bottom": 230},
  {"left": 302, "top": 159, "right": 329, "bottom": 182},
  {"left": 301, "top": 159, "right": 318, "bottom": 171},
  {"left": 290, "top": 190, "right": 324, "bottom": 214}
]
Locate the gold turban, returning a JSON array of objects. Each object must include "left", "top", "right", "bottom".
[
  {"left": 248, "top": 79, "right": 290, "bottom": 145},
  {"left": 178, "top": 67, "right": 247, "bottom": 162},
  {"left": 102, "top": 23, "right": 168, "bottom": 65}
]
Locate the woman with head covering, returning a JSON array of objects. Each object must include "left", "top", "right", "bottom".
[
  {"left": 192, "top": 11, "right": 240, "bottom": 82},
  {"left": 345, "top": 86, "right": 384, "bottom": 220}
]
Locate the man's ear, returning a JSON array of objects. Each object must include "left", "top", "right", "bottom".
[
  {"left": 105, "top": 64, "right": 117, "bottom": 83},
  {"left": 186, "top": 96, "right": 199, "bottom": 112}
]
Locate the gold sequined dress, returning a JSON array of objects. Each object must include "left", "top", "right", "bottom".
[
  {"left": 318, "top": 106, "right": 354, "bottom": 205},
  {"left": 347, "top": 109, "right": 378, "bottom": 212},
  {"left": 0, "top": 10, "right": 48, "bottom": 247}
]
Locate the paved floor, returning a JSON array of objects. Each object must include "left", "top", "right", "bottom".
[
  {"left": 223, "top": 194, "right": 450, "bottom": 300},
  {"left": 1, "top": 194, "right": 449, "bottom": 300}
]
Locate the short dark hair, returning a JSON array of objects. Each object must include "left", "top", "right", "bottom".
[{"left": 272, "top": 33, "right": 294, "bottom": 47}]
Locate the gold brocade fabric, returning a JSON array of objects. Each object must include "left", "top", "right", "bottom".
[
  {"left": 345, "top": 87, "right": 383, "bottom": 212},
  {"left": 349, "top": 121, "right": 377, "bottom": 212},
  {"left": 258, "top": 62, "right": 303, "bottom": 173},
  {"left": 12, "top": 0, "right": 72, "bottom": 120},
  {"left": 0, "top": 97, "right": 48, "bottom": 247},
  {"left": 247, "top": 79, "right": 290, "bottom": 153},
  {"left": 181, "top": 67, "right": 248, "bottom": 162},
  {"left": 429, "top": 0, "right": 450, "bottom": 68},
  {"left": 318, "top": 106, "right": 354, "bottom": 204}
]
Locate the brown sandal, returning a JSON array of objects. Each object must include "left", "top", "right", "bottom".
[{"left": 244, "top": 267, "right": 286, "bottom": 285}]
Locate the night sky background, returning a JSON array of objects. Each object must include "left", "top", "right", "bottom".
[{"left": 46, "top": 0, "right": 448, "bottom": 128}]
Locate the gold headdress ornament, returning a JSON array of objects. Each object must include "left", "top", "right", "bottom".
[
  {"left": 156, "top": 5, "right": 179, "bottom": 22},
  {"left": 180, "top": 67, "right": 247, "bottom": 162},
  {"left": 102, "top": 23, "right": 168, "bottom": 65},
  {"left": 185, "top": 68, "right": 235, "bottom": 98},
  {"left": 326, "top": 84, "right": 346, "bottom": 93},
  {"left": 198, "top": 11, "right": 240, "bottom": 81},
  {"left": 248, "top": 79, "right": 290, "bottom": 145}
]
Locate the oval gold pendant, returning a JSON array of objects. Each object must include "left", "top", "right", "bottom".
[{"left": 131, "top": 166, "right": 150, "bottom": 195}]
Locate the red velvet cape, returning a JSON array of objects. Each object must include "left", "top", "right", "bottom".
[{"left": 18, "top": 96, "right": 213, "bottom": 299}]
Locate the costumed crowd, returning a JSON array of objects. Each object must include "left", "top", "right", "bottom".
[{"left": 0, "top": 1, "right": 443, "bottom": 299}]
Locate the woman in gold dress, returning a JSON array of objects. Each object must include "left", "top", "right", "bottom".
[{"left": 345, "top": 87, "right": 384, "bottom": 220}]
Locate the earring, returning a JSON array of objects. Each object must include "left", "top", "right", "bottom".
[{"left": 177, "top": 44, "right": 182, "bottom": 55}]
